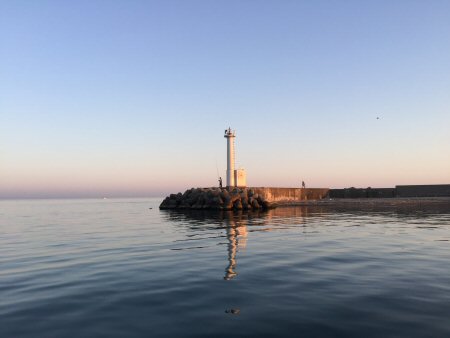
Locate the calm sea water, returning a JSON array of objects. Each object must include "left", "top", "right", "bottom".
[{"left": 1, "top": 198, "right": 450, "bottom": 337}]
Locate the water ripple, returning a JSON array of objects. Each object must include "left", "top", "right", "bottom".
[{"left": 1, "top": 199, "right": 450, "bottom": 337}]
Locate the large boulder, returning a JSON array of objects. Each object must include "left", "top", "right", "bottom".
[
  {"left": 251, "top": 199, "right": 261, "bottom": 209},
  {"left": 220, "top": 189, "right": 229, "bottom": 200},
  {"left": 233, "top": 200, "right": 243, "bottom": 210},
  {"left": 211, "top": 189, "right": 221, "bottom": 197},
  {"left": 241, "top": 196, "right": 248, "bottom": 207},
  {"left": 159, "top": 197, "right": 171, "bottom": 209},
  {"left": 191, "top": 202, "right": 203, "bottom": 209},
  {"left": 210, "top": 196, "right": 223, "bottom": 209},
  {"left": 178, "top": 200, "right": 191, "bottom": 209},
  {"left": 230, "top": 193, "right": 240, "bottom": 203}
]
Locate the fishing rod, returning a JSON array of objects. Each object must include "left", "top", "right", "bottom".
[
  {"left": 215, "top": 159, "right": 224, "bottom": 188},
  {"left": 215, "top": 159, "right": 220, "bottom": 179}
]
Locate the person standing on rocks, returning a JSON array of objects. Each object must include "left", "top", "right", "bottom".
[
  {"left": 219, "top": 177, "right": 223, "bottom": 188},
  {"left": 302, "top": 180, "right": 306, "bottom": 189}
]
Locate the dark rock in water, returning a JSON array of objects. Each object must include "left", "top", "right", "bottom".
[
  {"left": 211, "top": 189, "right": 221, "bottom": 197},
  {"left": 230, "top": 193, "right": 240, "bottom": 203},
  {"left": 223, "top": 194, "right": 231, "bottom": 204},
  {"left": 159, "top": 187, "right": 276, "bottom": 211},
  {"left": 179, "top": 201, "right": 191, "bottom": 209},
  {"left": 191, "top": 202, "right": 203, "bottom": 210},
  {"left": 220, "top": 190, "right": 229, "bottom": 199},
  {"left": 241, "top": 197, "right": 248, "bottom": 207},
  {"left": 233, "top": 200, "right": 243, "bottom": 210},
  {"left": 159, "top": 197, "right": 170, "bottom": 209},
  {"left": 257, "top": 196, "right": 265, "bottom": 205},
  {"left": 187, "top": 194, "right": 198, "bottom": 206},
  {"left": 251, "top": 199, "right": 261, "bottom": 209},
  {"left": 210, "top": 196, "right": 222, "bottom": 207},
  {"left": 223, "top": 201, "right": 233, "bottom": 210}
]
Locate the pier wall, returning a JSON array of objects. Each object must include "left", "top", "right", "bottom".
[
  {"left": 329, "top": 188, "right": 395, "bottom": 198},
  {"left": 329, "top": 185, "right": 450, "bottom": 198},
  {"left": 252, "top": 187, "right": 330, "bottom": 202},
  {"left": 395, "top": 185, "right": 450, "bottom": 197}
]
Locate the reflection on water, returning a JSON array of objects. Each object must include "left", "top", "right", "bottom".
[
  {"left": 162, "top": 204, "right": 450, "bottom": 282},
  {"left": 224, "top": 215, "right": 247, "bottom": 280},
  {"left": 162, "top": 207, "right": 320, "bottom": 280}
]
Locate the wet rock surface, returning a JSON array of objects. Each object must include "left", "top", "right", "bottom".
[{"left": 159, "top": 187, "right": 277, "bottom": 210}]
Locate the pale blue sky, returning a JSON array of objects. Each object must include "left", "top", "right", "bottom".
[{"left": 1, "top": 1, "right": 449, "bottom": 198}]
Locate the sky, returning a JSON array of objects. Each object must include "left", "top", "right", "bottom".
[{"left": 1, "top": 0, "right": 449, "bottom": 198}]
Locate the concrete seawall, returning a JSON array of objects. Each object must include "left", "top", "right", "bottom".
[
  {"left": 329, "top": 188, "right": 395, "bottom": 198},
  {"left": 253, "top": 187, "right": 330, "bottom": 203},
  {"left": 329, "top": 185, "right": 450, "bottom": 198},
  {"left": 396, "top": 185, "right": 450, "bottom": 197}
]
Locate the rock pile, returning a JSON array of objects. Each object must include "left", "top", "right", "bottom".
[{"left": 159, "top": 187, "right": 277, "bottom": 210}]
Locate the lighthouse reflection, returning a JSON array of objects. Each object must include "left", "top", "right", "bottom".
[
  {"left": 221, "top": 208, "right": 321, "bottom": 279},
  {"left": 161, "top": 207, "right": 325, "bottom": 279},
  {"left": 223, "top": 211, "right": 248, "bottom": 280}
]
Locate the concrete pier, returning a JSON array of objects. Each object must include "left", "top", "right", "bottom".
[
  {"left": 159, "top": 185, "right": 450, "bottom": 210},
  {"left": 253, "top": 187, "right": 329, "bottom": 203}
]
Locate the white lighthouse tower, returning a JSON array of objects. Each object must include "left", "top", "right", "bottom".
[
  {"left": 224, "top": 128, "right": 246, "bottom": 188},
  {"left": 224, "top": 127, "right": 236, "bottom": 188}
]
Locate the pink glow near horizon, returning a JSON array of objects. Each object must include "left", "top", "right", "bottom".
[{"left": 2, "top": 2, "right": 449, "bottom": 198}]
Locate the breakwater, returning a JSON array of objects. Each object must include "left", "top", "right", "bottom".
[
  {"left": 160, "top": 184, "right": 450, "bottom": 210},
  {"left": 159, "top": 187, "right": 277, "bottom": 210},
  {"left": 396, "top": 184, "right": 450, "bottom": 197},
  {"left": 329, "top": 184, "right": 450, "bottom": 198},
  {"left": 329, "top": 187, "right": 395, "bottom": 198}
]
